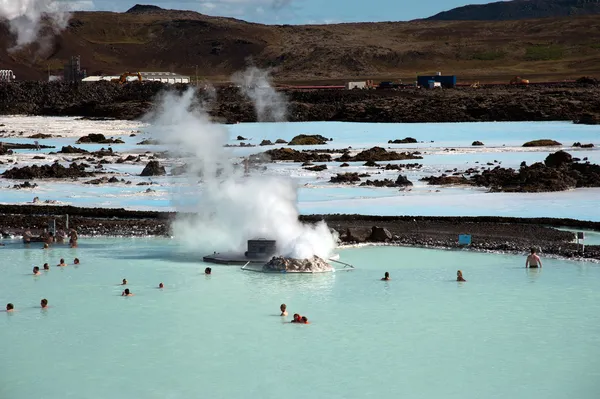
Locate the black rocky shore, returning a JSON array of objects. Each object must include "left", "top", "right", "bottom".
[
  {"left": 0, "top": 81, "right": 599, "bottom": 123},
  {"left": 0, "top": 205, "right": 598, "bottom": 261}
]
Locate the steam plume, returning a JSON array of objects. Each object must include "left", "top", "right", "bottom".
[
  {"left": 145, "top": 87, "right": 337, "bottom": 260},
  {"left": 0, "top": 0, "right": 73, "bottom": 51},
  {"left": 232, "top": 66, "right": 287, "bottom": 122}
]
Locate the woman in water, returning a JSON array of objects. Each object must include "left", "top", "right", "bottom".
[
  {"left": 159, "top": 283, "right": 164, "bottom": 289},
  {"left": 121, "top": 279, "right": 127, "bottom": 285},
  {"left": 74, "top": 258, "right": 80, "bottom": 265},
  {"left": 381, "top": 272, "right": 391, "bottom": 281},
  {"left": 43, "top": 263, "right": 50, "bottom": 271},
  {"left": 40, "top": 299, "right": 49, "bottom": 309},
  {"left": 291, "top": 314, "right": 301, "bottom": 323},
  {"left": 526, "top": 248, "right": 542, "bottom": 268},
  {"left": 205, "top": 267, "right": 212, "bottom": 275},
  {"left": 6, "top": 303, "right": 14, "bottom": 312},
  {"left": 457, "top": 270, "right": 466, "bottom": 282}
]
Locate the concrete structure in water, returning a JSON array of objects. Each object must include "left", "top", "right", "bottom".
[{"left": 203, "top": 238, "right": 277, "bottom": 265}]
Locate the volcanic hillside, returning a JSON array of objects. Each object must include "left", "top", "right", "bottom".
[{"left": 1, "top": 4, "right": 600, "bottom": 82}]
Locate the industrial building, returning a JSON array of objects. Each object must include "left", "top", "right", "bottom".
[
  {"left": 64, "top": 56, "right": 87, "bottom": 83},
  {"left": 0, "top": 70, "right": 16, "bottom": 82},
  {"left": 417, "top": 73, "right": 457, "bottom": 88},
  {"left": 82, "top": 72, "right": 190, "bottom": 84}
]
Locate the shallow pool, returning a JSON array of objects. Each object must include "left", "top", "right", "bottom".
[{"left": 1, "top": 238, "right": 599, "bottom": 399}]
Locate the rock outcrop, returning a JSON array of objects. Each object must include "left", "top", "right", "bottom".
[
  {"left": 2, "top": 162, "right": 94, "bottom": 179},
  {"left": 263, "top": 256, "right": 333, "bottom": 273},
  {"left": 76, "top": 134, "right": 124, "bottom": 144},
  {"left": 140, "top": 161, "right": 166, "bottom": 176},
  {"left": 388, "top": 137, "right": 417, "bottom": 144},
  {"left": 288, "top": 134, "right": 330, "bottom": 145},
  {"left": 330, "top": 173, "right": 362, "bottom": 184},
  {"left": 336, "top": 147, "right": 422, "bottom": 162},
  {"left": 522, "top": 139, "right": 562, "bottom": 147},
  {"left": 472, "top": 141, "right": 484, "bottom": 146},
  {"left": 261, "top": 148, "right": 331, "bottom": 163}
]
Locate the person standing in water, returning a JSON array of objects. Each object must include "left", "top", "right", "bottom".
[
  {"left": 381, "top": 272, "right": 391, "bottom": 281},
  {"left": 280, "top": 304, "right": 288, "bottom": 316},
  {"left": 457, "top": 270, "right": 466, "bottom": 282},
  {"left": 526, "top": 248, "right": 542, "bottom": 268}
]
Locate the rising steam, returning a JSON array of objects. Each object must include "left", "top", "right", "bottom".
[
  {"left": 145, "top": 86, "right": 337, "bottom": 260},
  {"left": 232, "top": 66, "right": 287, "bottom": 122},
  {"left": 0, "top": 0, "right": 74, "bottom": 51}
]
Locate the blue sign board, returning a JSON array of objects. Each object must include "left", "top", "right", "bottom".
[{"left": 458, "top": 234, "right": 472, "bottom": 245}]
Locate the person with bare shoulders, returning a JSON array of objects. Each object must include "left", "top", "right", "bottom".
[
  {"left": 33, "top": 266, "right": 41, "bottom": 275},
  {"left": 41, "top": 299, "right": 48, "bottom": 309},
  {"left": 280, "top": 304, "right": 288, "bottom": 316},
  {"left": 57, "top": 258, "right": 66, "bottom": 267},
  {"left": 122, "top": 288, "right": 133, "bottom": 297},
  {"left": 74, "top": 258, "right": 80, "bottom": 265},
  {"left": 301, "top": 316, "right": 310, "bottom": 324},
  {"left": 121, "top": 278, "right": 127, "bottom": 285},
  {"left": 6, "top": 303, "right": 14, "bottom": 312},
  {"left": 43, "top": 263, "right": 49, "bottom": 270},
  {"left": 205, "top": 267, "right": 212, "bottom": 275},
  {"left": 381, "top": 272, "right": 391, "bottom": 281},
  {"left": 457, "top": 270, "right": 466, "bottom": 282},
  {"left": 291, "top": 313, "right": 301, "bottom": 323},
  {"left": 526, "top": 248, "right": 542, "bottom": 268},
  {"left": 158, "top": 283, "right": 164, "bottom": 289}
]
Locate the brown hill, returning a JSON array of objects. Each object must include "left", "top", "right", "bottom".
[
  {"left": 428, "top": 0, "right": 600, "bottom": 21},
  {"left": 1, "top": 5, "right": 600, "bottom": 83}
]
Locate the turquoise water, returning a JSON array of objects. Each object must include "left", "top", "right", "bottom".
[{"left": 1, "top": 238, "right": 599, "bottom": 399}]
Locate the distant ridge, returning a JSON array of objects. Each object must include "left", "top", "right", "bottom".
[
  {"left": 427, "top": 0, "right": 600, "bottom": 21},
  {"left": 126, "top": 4, "right": 165, "bottom": 14}
]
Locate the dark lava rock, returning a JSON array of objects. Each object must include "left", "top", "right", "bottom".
[
  {"left": 140, "top": 161, "right": 166, "bottom": 176},
  {"left": 59, "top": 145, "right": 88, "bottom": 154},
  {"left": 573, "top": 142, "right": 595, "bottom": 148},
  {"left": 1, "top": 142, "right": 54, "bottom": 150},
  {"left": 522, "top": 139, "right": 562, "bottom": 147},
  {"left": 288, "top": 134, "right": 329, "bottom": 145},
  {"left": 12, "top": 181, "right": 38, "bottom": 189},
  {"left": 388, "top": 137, "right": 417, "bottom": 144},
  {"left": 137, "top": 139, "right": 160, "bottom": 145},
  {"left": 117, "top": 155, "right": 138, "bottom": 164},
  {"left": 340, "top": 227, "right": 371, "bottom": 243},
  {"left": 383, "top": 163, "right": 422, "bottom": 170},
  {"left": 77, "top": 134, "right": 124, "bottom": 144},
  {"left": 364, "top": 160, "right": 380, "bottom": 167},
  {"left": 340, "top": 162, "right": 350, "bottom": 167},
  {"left": 330, "top": 173, "right": 361, "bottom": 184},
  {"left": 574, "top": 113, "right": 600, "bottom": 125},
  {"left": 32, "top": 156, "right": 46, "bottom": 160},
  {"left": 262, "top": 148, "right": 331, "bottom": 163},
  {"left": 471, "top": 151, "right": 600, "bottom": 192},
  {"left": 260, "top": 140, "right": 273, "bottom": 146},
  {"left": 2, "top": 162, "right": 93, "bottom": 179},
  {"left": 544, "top": 150, "right": 572, "bottom": 168},
  {"left": 360, "top": 179, "right": 397, "bottom": 187},
  {"left": 91, "top": 147, "right": 114, "bottom": 158},
  {"left": 472, "top": 141, "right": 484, "bottom": 146},
  {"left": 275, "top": 139, "right": 287, "bottom": 144},
  {"left": 85, "top": 177, "right": 109, "bottom": 185},
  {"left": 336, "top": 147, "right": 422, "bottom": 162},
  {"left": 422, "top": 175, "right": 472, "bottom": 185},
  {"left": 395, "top": 175, "right": 413, "bottom": 186},
  {"left": 304, "top": 164, "right": 327, "bottom": 172},
  {"left": 301, "top": 161, "right": 313, "bottom": 166},
  {"left": 236, "top": 135, "right": 248, "bottom": 141},
  {"left": 369, "top": 226, "right": 393, "bottom": 242},
  {"left": 108, "top": 176, "right": 120, "bottom": 183},
  {"left": 28, "top": 133, "right": 52, "bottom": 139}
]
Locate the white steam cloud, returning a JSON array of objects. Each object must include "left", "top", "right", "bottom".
[
  {"left": 0, "top": 0, "right": 74, "bottom": 51},
  {"left": 232, "top": 66, "right": 287, "bottom": 122},
  {"left": 146, "top": 87, "right": 337, "bottom": 260}
]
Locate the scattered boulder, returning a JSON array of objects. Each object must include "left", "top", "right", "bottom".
[
  {"left": 12, "top": 181, "right": 38, "bottom": 189},
  {"left": 369, "top": 226, "right": 393, "bottom": 242},
  {"left": 137, "top": 139, "right": 160, "bottom": 145},
  {"left": 28, "top": 133, "right": 52, "bottom": 139},
  {"left": 59, "top": 145, "right": 88, "bottom": 154},
  {"left": 2, "top": 162, "right": 93, "bottom": 179},
  {"left": 340, "top": 162, "right": 350, "bottom": 167},
  {"left": 275, "top": 139, "right": 287, "bottom": 144},
  {"left": 363, "top": 160, "right": 380, "bottom": 167},
  {"left": 263, "top": 256, "right": 333, "bottom": 273},
  {"left": 383, "top": 163, "right": 422, "bottom": 170},
  {"left": 340, "top": 227, "right": 372, "bottom": 243},
  {"left": 395, "top": 175, "right": 413, "bottom": 186},
  {"left": 472, "top": 141, "right": 484, "bottom": 146},
  {"left": 360, "top": 179, "right": 397, "bottom": 187},
  {"left": 236, "top": 135, "right": 248, "bottom": 141},
  {"left": 336, "top": 147, "right": 422, "bottom": 162},
  {"left": 288, "top": 134, "right": 329, "bottom": 145},
  {"left": 260, "top": 140, "right": 273, "bottom": 146},
  {"left": 140, "top": 160, "right": 166, "bottom": 176},
  {"left": 544, "top": 150, "right": 572, "bottom": 168},
  {"left": 573, "top": 142, "right": 595, "bottom": 148},
  {"left": 330, "top": 173, "right": 361, "bottom": 184},
  {"left": 388, "top": 137, "right": 417, "bottom": 144},
  {"left": 261, "top": 148, "right": 331, "bottom": 163},
  {"left": 522, "top": 139, "right": 562, "bottom": 147},
  {"left": 32, "top": 156, "right": 46, "bottom": 160},
  {"left": 77, "top": 134, "right": 124, "bottom": 144},
  {"left": 304, "top": 164, "right": 327, "bottom": 172},
  {"left": 422, "top": 175, "right": 472, "bottom": 185}
]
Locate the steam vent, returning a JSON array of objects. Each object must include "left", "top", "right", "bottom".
[{"left": 203, "top": 239, "right": 277, "bottom": 265}]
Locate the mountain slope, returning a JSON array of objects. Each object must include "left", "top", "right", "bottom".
[
  {"left": 428, "top": 0, "right": 600, "bottom": 21},
  {"left": 1, "top": 5, "right": 600, "bottom": 82}
]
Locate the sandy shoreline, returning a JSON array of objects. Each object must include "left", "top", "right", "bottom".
[{"left": 0, "top": 204, "right": 598, "bottom": 260}]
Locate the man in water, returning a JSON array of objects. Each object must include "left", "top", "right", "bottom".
[
  {"left": 381, "top": 272, "right": 391, "bottom": 281},
  {"left": 526, "top": 248, "right": 542, "bottom": 268},
  {"left": 33, "top": 266, "right": 41, "bottom": 275},
  {"left": 6, "top": 303, "right": 14, "bottom": 312},
  {"left": 122, "top": 289, "right": 133, "bottom": 297},
  {"left": 205, "top": 267, "right": 212, "bottom": 275},
  {"left": 43, "top": 263, "right": 50, "bottom": 271},
  {"left": 291, "top": 314, "right": 301, "bottom": 323},
  {"left": 122, "top": 279, "right": 127, "bottom": 285},
  {"left": 74, "top": 258, "right": 80, "bottom": 265},
  {"left": 280, "top": 304, "right": 288, "bottom": 316},
  {"left": 58, "top": 259, "right": 66, "bottom": 267},
  {"left": 457, "top": 270, "right": 466, "bottom": 282},
  {"left": 41, "top": 299, "right": 48, "bottom": 309},
  {"left": 158, "top": 283, "right": 164, "bottom": 289}
]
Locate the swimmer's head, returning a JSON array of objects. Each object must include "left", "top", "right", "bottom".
[
  {"left": 205, "top": 267, "right": 212, "bottom": 275},
  {"left": 530, "top": 247, "right": 536, "bottom": 254},
  {"left": 43, "top": 243, "right": 48, "bottom": 249},
  {"left": 384, "top": 272, "right": 389, "bottom": 278},
  {"left": 280, "top": 304, "right": 286, "bottom": 312},
  {"left": 41, "top": 298, "right": 48, "bottom": 308},
  {"left": 124, "top": 289, "right": 130, "bottom": 295},
  {"left": 33, "top": 266, "right": 39, "bottom": 273},
  {"left": 457, "top": 270, "right": 463, "bottom": 276},
  {"left": 59, "top": 258, "right": 64, "bottom": 264},
  {"left": 122, "top": 279, "right": 127, "bottom": 285},
  {"left": 159, "top": 283, "right": 164, "bottom": 289},
  {"left": 301, "top": 316, "right": 308, "bottom": 324},
  {"left": 43, "top": 263, "right": 49, "bottom": 270},
  {"left": 293, "top": 313, "right": 300, "bottom": 321},
  {"left": 74, "top": 258, "right": 80, "bottom": 264},
  {"left": 6, "top": 303, "right": 14, "bottom": 311}
]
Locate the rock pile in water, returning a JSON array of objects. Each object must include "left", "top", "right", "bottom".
[{"left": 263, "top": 256, "right": 333, "bottom": 273}]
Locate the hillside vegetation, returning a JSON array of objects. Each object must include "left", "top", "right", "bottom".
[{"left": 0, "top": 5, "right": 599, "bottom": 82}]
